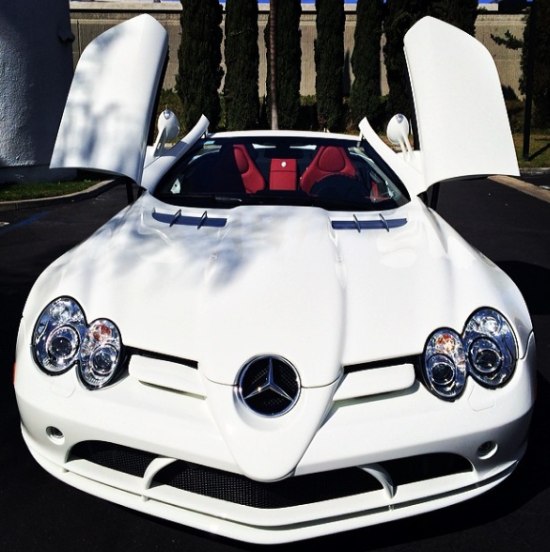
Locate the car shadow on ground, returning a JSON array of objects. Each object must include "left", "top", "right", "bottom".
[
  {"left": 497, "top": 260, "right": 550, "bottom": 316},
  {"left": 0, "top": 285, "right": 32, "bottom": 440}
]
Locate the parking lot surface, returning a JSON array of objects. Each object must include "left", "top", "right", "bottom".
[{"left": 1, "top": 177, "right": 549, "bottom": 551}]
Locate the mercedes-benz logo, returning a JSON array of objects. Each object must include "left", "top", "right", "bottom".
[{"left": 237, "top": 355, "right": 300, "bottom": 417}]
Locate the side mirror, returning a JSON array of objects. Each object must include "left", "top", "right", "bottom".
[
  {"left": 153, "top": 109, "right": 180, "bottom": 156},
  {"left": 386, "top": 114, "right": 412, "bottom": 154}
]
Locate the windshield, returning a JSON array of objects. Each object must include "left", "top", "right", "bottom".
[{"left": 153, "top": 136, "right": 410, "bottom": 211}]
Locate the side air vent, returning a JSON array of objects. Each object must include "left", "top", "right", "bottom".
[{"left": 70, "top": 441, "right": 156, "bottom": 478}]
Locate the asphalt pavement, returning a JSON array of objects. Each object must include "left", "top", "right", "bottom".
[{"left": 0, "top": 176, "right": 549, "bottom": 552}]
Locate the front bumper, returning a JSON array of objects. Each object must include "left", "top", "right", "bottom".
[{"left": 15, "top": 334, "right": 536, "bottom": 544}]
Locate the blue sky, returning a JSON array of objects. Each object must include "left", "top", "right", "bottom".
[{"left": 218, "top": 1, "right": 500, "bottom": 3}]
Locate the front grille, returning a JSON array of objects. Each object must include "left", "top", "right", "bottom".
[
  {"left": 152, "top": 461, "right": 381, "bottom": 508},
  {"left": 68, "top": 441, "right": 473, "bottom": 509}
]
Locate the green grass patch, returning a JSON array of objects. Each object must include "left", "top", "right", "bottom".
[
  {"left": 514, "top": 132, "right": 550, "bottom": 169},
  {"left": 0, "top": 180, "right": 98, "bottom": 202}
]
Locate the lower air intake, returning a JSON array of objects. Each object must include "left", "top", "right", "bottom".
[
  {"left": 69, "top": 441, "right": 473, "bottom": 509},
  {"left": 153, "top": 461, "right": 382, "bottom": 508}
]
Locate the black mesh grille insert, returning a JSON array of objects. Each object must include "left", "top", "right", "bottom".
[
  {"left": 380, "top": 453, "right": 473, "bottom": 486},
  {"left": 153, "top": 461, "right": 382, "bottom": 508},
  {"left": 69, "top": 442, "right": 473, "bottom": 509},
  {"left": 70, "top": 441, "right": 155, "bottom": 478}
]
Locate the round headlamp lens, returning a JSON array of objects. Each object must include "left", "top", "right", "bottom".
[
  {"left": 33, "top": 297, "right": 86, "bottom": 374},
  {"left": 469, "top": 337, "right": 502, "bottom": 374},
  {"left": 429, "top": 355, "right": 456, "bottom": 386},
  {"left": 79, "top": 320, "right": 123, "bottom": 389},
  {"left": 46, "top": 326, "right": 80, "bottom": 367},
  {"left": 92, "top": 345, "right": 119, "bottom": 375},
  {"left": 464, "top": 308, "right": 517, "bottom": 387},
  {"left": 423, "top": 329, "right": 467, "bottom": 400}
]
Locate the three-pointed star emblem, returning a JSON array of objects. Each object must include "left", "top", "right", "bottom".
[
  {"left": 238, "top": 355, "right": 300, "bottom": 416},
  {"left": 242, "top": 357, "right": 295, "bottom": 403}
]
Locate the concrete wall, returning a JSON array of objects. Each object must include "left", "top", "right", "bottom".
[
  {"left": 475, "top": 12, "right": 526, "bottom": 98},
  {"left": 70, "top": 3, "right": 526, "bottom": 97},
  {"left": 0, "top": 1, "right": 74, "bottom": 182},
  {"left": 70, "top": 2, "right": 182, "bottom": 90}
]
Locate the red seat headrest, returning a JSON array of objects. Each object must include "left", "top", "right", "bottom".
[
  {"left": 233, "top": 144, "right": 265, "bottom": 193},
  {"left": 233, "top": 146, "right": 249, "bottom": 173},
  {"left": 317, "top": 147, "right": 347, "bottom": 172},
  {"left": 300, "top": 145, "right": 357, "bottom": 193}
]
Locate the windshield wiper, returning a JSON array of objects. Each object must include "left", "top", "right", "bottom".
[
  {"left": 211, "top": 195, "right": 243, "bottom": 204},
  {"left": 158, "top": 193, "right": 244, "bottom": 207},
  {"left": 309, "top": 195, "right": 372, "bottom": 210}
]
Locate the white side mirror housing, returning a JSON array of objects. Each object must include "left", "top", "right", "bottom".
[
  {"left": 153, "top": 109, "right": 180, "bottom": 156},
  {"left": 386, "top": 114, "right": 412, "bottom": 154}
]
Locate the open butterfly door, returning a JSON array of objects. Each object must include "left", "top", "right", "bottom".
[{"left": 50, "top": 14, "right": 168, "bottom": 186}]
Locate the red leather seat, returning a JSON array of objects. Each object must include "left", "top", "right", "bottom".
[
  {"left": 233, "top": 144, "right": 265, "bottom": 193},
  {"left": 300, "top": 146, "right": 357, "bottom": 193}
]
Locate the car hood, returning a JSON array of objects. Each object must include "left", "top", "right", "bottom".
[{"left": 28, "top": 194, "right": 531, "bottom": 389}]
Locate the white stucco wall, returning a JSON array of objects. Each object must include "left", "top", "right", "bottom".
[{"left": 0, "top": 1, "right": 74, "bottom": 182}]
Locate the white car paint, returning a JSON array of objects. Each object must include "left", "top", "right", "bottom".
[
  {"left": 50, "top": 14, "right": 168, "bottom": 185},
  {"left": 404, "top": 17, "right": 519, "bottom": 190},
  {"left": 14, "top": 14, "right": 536, "bottom": 544}
]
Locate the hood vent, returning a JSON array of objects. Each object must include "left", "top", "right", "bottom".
[
  {"left": 331, "top": 216, "right": 407, "bottom": 233},
  {"left": 152, "top": 209, "right": 226, "bottom": 229}
]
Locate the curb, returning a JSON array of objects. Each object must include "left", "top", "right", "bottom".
[
  {"left": 490, "top": 174, "right": 550, "bottom": 203},
  {"left": 0, "top": 179, "right": 119, "bottom": 213},
  {"left": 520, "top": 167, "right": 550, "bottom": 177}
]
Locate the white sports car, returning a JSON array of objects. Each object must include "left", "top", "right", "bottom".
[{"left": 14, "top": 14, "right": 536, "bottom": 544}]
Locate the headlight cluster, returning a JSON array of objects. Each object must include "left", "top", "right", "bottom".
[
  {"left": 32, "top": 297, "right": 124, "bottom": 389},
  {"left": 422, "top": 308, "right": 517, "bottom": 400}
]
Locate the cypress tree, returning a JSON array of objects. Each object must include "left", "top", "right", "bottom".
[
  {"left": 529, "top": 1, "right": 550, "bottom": 127},
  {"left": 267, "top": 0, "right": 279, "bottom": 129},
  {"left": 349, "top": 0, "right": 384, "bottom": 129},
  {"left": 490, "top": 3, "right": 549, "bottom": 137},
  {"left": 315, "top": 0, "right": 345, "bottom": 131},
  {"left": 177, "top": 0, "right": 224, "bottom": 132},
  {"left": 224, "top": 0, "right": 260, "bottom": 130},
  {"left": 265, "top": 0, "right": 302, "bottom": 129},
  {"left": 384, "top": 0, "right": 429, "bottom": 120},
  {"left": 427, "top": 0, "right": 478, "bottom": 35}
]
